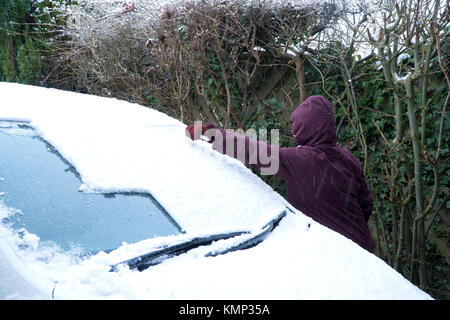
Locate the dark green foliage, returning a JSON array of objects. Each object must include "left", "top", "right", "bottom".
[
  {"left": 1, "top": 41, "right": 17, "bottom": 81},
  {"left": 16, "top": 37, "right": 41, "bottom": 83},
  {"left": 0, "top": 0, "right": 68, "bottom": 84},
  {"left": 0, "top": 0, "right": 33, "bottom": 82}
]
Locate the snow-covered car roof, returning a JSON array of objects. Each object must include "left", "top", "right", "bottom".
[
  {"left": 0, "top": 83, "right": 432, "bottom": 299},
  {"left": 0, "top": 84, "right": 287, "bottom": 235}
]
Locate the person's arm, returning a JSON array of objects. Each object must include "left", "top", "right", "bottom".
[{"left": 186, "top": 123, "right": 290, "bottom": 178}]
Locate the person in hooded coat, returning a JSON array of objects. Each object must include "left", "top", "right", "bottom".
[{"left": 185, "top": 95, "right": 374, "bottom": 253}]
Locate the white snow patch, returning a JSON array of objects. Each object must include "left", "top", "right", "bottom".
[
  {"left": 397, "top": 53, "right": 411, "bottom": 65},
  {"left": 394, "top": 72, "right": 411, "bottom": 82}
]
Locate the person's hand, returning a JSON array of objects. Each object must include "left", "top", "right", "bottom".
[{"left": 185, "top": 123, "right": 217, "bottom": 141}]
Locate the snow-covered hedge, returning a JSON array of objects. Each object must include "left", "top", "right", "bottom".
[{"left": 55, "top": 0, "right": 338, "bottom": 124}]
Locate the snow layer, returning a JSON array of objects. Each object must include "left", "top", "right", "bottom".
[
  {"left": 397, "top": 53, "right": 411, "bottom": 65},
  {"left": 0, "top": 82, "right": 286, "bottom": 234},
  {"left": 0, "top": 83, "right": 432, "bottom": 299}
]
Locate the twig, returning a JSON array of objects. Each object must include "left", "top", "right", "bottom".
[
  {"left": 372, "top": 118, "right": 392, "bottom": 148},
  {"left": 433, "top": 24, "right": 450, "bottom": 88},
  {"left": 435, "top": 92, "right": 450, "bottom": 160}
]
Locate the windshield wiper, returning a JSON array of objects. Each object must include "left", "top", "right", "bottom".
[
  {"left": 205, "top": 210, "right": 286, "bottom": 257},
  {"left": 110, "top": 209, "right": 287, "bottom": 272},
  {"left": 110, "top": 231, "right": 249, "bottom": 272}
]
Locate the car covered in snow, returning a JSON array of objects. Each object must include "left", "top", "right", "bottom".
[{"left": 0, "top": 83, "right": 432, "bottom": 299}]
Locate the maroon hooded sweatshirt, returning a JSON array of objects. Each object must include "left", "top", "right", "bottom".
[{"left": 211, "top": 95, "right": 374, "bottom": 252}]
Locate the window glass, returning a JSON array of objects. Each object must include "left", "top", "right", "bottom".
[{"left": 0, "top": 123, "right": 181, "bottom": 253}]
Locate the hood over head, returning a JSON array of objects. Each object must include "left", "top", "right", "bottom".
[{"left": 290, "top": 96, "right": 337, "bottom": 147}]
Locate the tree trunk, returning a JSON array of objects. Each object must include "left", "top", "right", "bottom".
[
  {"left": 404, "top": 78, "right": 427, "bottom": 290},
  {"left": 295, "top": 55, "right": 306, "bottom": 104}
]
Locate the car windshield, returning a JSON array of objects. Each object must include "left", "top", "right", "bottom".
[{"left": 0, "top": 122, "right": 181, "bottom": 254}]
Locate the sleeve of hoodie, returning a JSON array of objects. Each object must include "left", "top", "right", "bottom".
[{"left": 210, "top": 128, "right": 292, "bottom": 179}]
